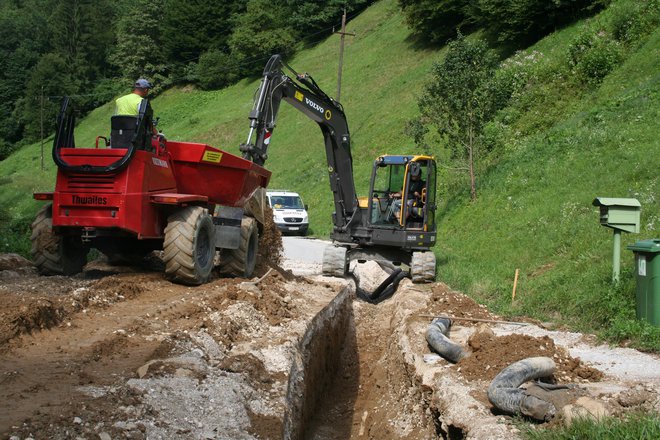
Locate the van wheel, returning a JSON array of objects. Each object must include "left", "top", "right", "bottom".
[
  {"left": 219, "top": 217, "right": 258, "bottom": 278},
  {"left": 163, "top": 206, "right": 215, "bottom": 285},
  {"left": 31, "top": 204, "right": 88, "bottom": 275}
]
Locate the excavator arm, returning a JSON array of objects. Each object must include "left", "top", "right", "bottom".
[{"left": 240, "top": 54, "right": 358, "bottom": 232}]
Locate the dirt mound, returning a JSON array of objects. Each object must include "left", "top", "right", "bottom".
[
  {"left": 0, "top": 253, "right": 32, "bottom": 271},
  {"left": 423, "top": 285, "right": 603, "bottom": 384},
  {"left": 256, "top": 205, "right": 283, "bottom": 275},
  {"left": 457, "top": 331, "right": 604, "bottom": 383},
  {"left": 427, "top": 284, "right": 495, "bottom": 322}
]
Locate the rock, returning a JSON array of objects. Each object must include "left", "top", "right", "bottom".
[
  {"left": 423, "top": 353, "right": 442, "bottom": 364},
  {"left": 137, "top": 360, "right": 157, "bottom": 379},
  {"left": 575, "top": 396, "right": 608, "bottom": 418},
  {"left": 617, "top": 389, "right": 652, "bottom": 407},
  {"left": 561, "top": 397, "right": 608, "bottom": 426},
  {"left": 137, "top": 355, "right": 208, "bottom": 379},
  {"left": 0, "top": 270, "right": 21, "bottom": 279},
  {"left": 98, "top": 433, "right": 112, "bottom": 440},
  {"left": 73, "top": 416, "right": 83, "bottom": 424}
]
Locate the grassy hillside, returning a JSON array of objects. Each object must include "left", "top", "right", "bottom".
[{"left": 0, "top": 0, "right": 658, "bottom": 347}]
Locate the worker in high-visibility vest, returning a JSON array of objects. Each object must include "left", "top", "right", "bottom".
[
  {"left": 115, "top": 78, "right": 152, "bottom": 116},
  {"left": 114, "top": 78, "right": 160, "bottom": 138}
]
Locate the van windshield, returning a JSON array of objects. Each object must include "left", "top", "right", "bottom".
[{"left": 270, "top": 195, "right": 304, "bottom": 209}]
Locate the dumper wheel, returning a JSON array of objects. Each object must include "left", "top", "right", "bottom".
[
  {"left": 30, "top": 204, "right": 88, "bottom": 275},
  {"left": 219, "top": 217, "right": 258, "bottom": 278},
  {"left": 410, "top": 251, "right": 436, "bottom": 283},
  {"left": 163, "top": 206, "right": 215, "bottom": 285},
  {"left": 322, "top": 245, "right": 348, "bottom": 277}
]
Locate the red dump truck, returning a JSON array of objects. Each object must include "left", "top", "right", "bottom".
[{"left": 32, "top": 97, "right": 270, "bottom": 285}]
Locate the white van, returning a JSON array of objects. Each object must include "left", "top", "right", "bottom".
[{"left": 266, "top": 190, "right": 309, "bottom": 235}]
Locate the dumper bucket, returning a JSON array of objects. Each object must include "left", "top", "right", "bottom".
[{"left": 167, "top": 141, "right": 271, "bottom": 207}]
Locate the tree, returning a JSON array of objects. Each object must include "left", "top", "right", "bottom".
[
  {"left": 415, "top": 34, "right": 498, "bottom": 200},
  {"left": 398, "top": 0, "right": 475, "bottom": 44},
  {"left": 109, "top": 0, "right": 166, "bottom": 85},
  {"left": 48, "top": 0, "right": 116, "bottom": 84},
  {"left": 16, "top": 53, "right": 77, "bottom": 141},
  {"left": 161, "top": 0, "right": 242, "bottom": 65},
  {"left": 195, "top": 50, "right": 242, "bottom": 90},
  {"left": 228, "top": 0, "right": 297, "bottom": 76},
  {"left": 284, "top": 0, "right": 373, "bottom": 35},
  {"left": 476, "top": 0, "right": 603, "bottom": 44},
  {"left": 0, "top": 2, "right": 50, "bottom": 144}
]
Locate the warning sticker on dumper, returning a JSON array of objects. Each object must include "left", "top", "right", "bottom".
[{"left": 202, "top": 150, "right": 223, "bottom": 163}]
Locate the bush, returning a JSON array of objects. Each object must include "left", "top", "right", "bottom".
[
  {"left": 0, "top": 213, "right": 32, "bottom": 257},
  {"left": 568, "top": 29, "right": 623, "bottom": 85},
  {"left": 195, "top": 51, "right": 242, "bottom": 90},
  {"left": 610, "top": 0, "right": 660, "bottom": 44},
  {"left": 0, "top": 138, "right": 18, "bottom": 161}
]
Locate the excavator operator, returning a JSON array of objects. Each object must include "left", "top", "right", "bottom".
[{"left": 388, "top": 165, "right": 426, "bottom": 223}]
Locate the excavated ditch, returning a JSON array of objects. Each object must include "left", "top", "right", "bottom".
[
  {"left": 2, "top": 250, "right": 659, "bottom": 439},
  {"left": 285, "top": 263, "right": 439, "bottom": 440}
]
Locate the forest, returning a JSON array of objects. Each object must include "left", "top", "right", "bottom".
[{"left": 0, "top": 0, "right": 603, "bottom": 160}]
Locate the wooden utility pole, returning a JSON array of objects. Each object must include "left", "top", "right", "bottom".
[
  {"left": 40, "top": 86, "right": 44, "bottom": 171},
  {"left": 335, "top": 8, "right": 355, "bottom": 102}
]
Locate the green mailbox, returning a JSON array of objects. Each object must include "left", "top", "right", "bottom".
[
  {"left": 593, "top": 197, "right": 641, "bottom": 233},
  {"left": 592, "top": 197, "right": 641, "bottom": 282}
]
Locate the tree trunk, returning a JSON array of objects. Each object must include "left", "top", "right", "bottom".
[{"left": 468, "top": 124, "right": 477, "bottom": 201}]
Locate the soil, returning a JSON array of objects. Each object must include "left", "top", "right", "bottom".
[{"left": 1, "top": 250, "right": 658, "bottom": 439}]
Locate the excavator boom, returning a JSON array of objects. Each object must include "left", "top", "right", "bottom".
[{"left": 241, "top": 54, "right": 437, "bottom": 284}]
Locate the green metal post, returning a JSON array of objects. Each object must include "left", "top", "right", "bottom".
[{"left": 613, "top": 229, "right": 621, "bottom": 283}]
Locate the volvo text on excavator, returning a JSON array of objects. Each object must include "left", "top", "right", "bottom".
[{"left": 240, "top": 55, "right": 437, "bottom": 282}]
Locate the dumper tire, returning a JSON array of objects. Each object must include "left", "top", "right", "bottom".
[
  {"left": 30, "top": 204, "right": 88, "bottom": 275},
  {"left": 163, "top": 206, "right": 215, "bottom": 285},
  {"left": 322, "top": 245, "right": 348, "bottom": 277},
  {"left": 411, "top": 251, "right": 436, "bottom": 283},
  {"left": 219, "top": 217, "right": 258, "bottom": 278}
]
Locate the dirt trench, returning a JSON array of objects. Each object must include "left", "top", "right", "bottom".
[{"left": 1, "top": 251, "right": 659, "bottom": 439}]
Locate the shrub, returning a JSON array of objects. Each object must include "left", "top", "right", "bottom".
[
  {"left": 568, "top": 29, "right": 623, "bottom": 85},
  {"left": 610, "top": 0, "right": 660, "bottom": 44},
  {"left": 196, "top": 51, "right": 242, "bottom": 90},
  {"left": 0, "top": 138, "right": 18, "bottom": 161}
]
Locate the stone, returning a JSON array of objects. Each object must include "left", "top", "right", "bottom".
[
  {"left": 98, "top": 433, "right": 112, "bottom": 440},
  {"left": 561, "top": 397, "right": 608, "bottom": 426}
]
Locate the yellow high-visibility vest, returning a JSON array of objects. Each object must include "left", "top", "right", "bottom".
[{"left": 114, "top": 93, "right": 143, "bottom": 116}]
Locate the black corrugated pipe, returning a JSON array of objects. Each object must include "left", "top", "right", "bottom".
[
  {"left": 352, "top": 263, "right": 407, "bottom": 304},
  {"left": 425, "top": 318, "right": 468, "bottom": 363},
  {"left": 487, "top": 357, "right": 557, "bottom": 421}
]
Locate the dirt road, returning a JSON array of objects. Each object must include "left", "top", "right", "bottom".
[{"left": 1, "top": 245, "right": 658, "bottom": 439}]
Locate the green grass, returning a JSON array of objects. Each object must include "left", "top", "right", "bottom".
[
  {"left": 0, "top": 0, "right": 658, "bottom": 349},
  {"left": 521, "top": 412, "right": 660, "bottom": 440}
]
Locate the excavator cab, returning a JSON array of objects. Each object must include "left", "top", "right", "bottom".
[{"left": 367, "top": 155, "right": 436, "bottom": 231}]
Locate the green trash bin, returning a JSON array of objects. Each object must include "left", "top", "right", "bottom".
[{"left": 627, "top": 239, "right": 660, "bottom": 326}]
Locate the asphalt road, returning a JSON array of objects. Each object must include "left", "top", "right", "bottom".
[{"left": 280, "top": 236, "right": 337, "bottom": 277}]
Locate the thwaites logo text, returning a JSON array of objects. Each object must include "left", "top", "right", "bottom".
[
  {"left": 305, "top": 97, "right": 324, "bottom": 114},
  {"left": 72, "top": 195, "right": 108, "bottom": 205}
]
